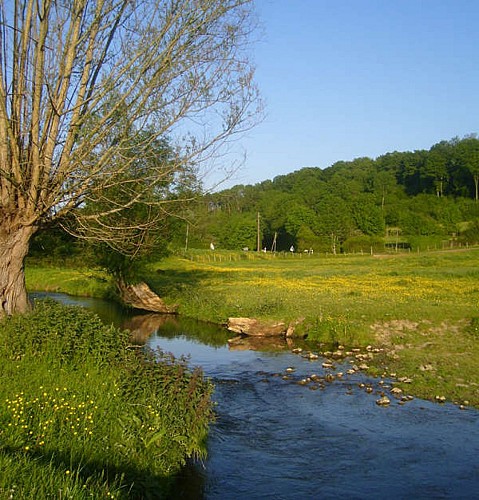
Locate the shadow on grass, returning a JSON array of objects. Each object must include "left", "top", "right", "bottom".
[
  {"left": 143, "top": 268, "right": 219, "bottom": 297},
  {"left": 1, "top": 444, "right": 205, "bottom": 499}
]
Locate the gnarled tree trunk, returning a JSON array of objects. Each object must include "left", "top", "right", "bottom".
[{"left": 0, "top": 225, "right": 36, "bottom": 316}]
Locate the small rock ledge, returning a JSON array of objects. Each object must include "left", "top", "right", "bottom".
[{"left": 118, "top": 281, "right": 178, "bottom": 314}]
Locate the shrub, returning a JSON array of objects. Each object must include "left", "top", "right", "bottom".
[{"left": 342, "top": 235, "right": 385, "bottom": 254}]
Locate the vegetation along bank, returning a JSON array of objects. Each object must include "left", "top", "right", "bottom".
[{"left": 0, "top": 299, "right": 214, "bottom": 498}]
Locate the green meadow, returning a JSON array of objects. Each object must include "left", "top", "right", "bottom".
[{"left": 25, "top": 247, "right": 479, "bottom": 407}]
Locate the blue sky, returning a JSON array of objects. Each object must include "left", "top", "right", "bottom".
[{"left": 221, "top": 0, "right": 479, "bottom": 188}]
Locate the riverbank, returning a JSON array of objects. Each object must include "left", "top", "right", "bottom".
[
  {"left": 0, "top": 299, "right": 213, "bottom": 498},
  {"left": 25, "top": 248, "right": 479, "bottom": 407}
]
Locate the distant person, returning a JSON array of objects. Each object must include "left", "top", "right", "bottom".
[
  {"left": 290, "top": 245, "right": 294, "bottom": 253},
  {"left": 210, "top": 242, "right": 215, "bottom": 251}
]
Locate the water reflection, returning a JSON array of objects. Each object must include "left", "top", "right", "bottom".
[
  {"left": 124, "top": 313, "right": 179, "bottom": 345},
  {"left": 227, "top": 334, "right": 296, "bottom": 352}
]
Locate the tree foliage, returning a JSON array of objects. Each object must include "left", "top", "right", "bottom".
[{"left": 190, "top": 135, "right": 479, "bottom": 253}]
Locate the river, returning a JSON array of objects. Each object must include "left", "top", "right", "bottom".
[{"left": 32, "top": 293, "right": 479, "bottom": 499}]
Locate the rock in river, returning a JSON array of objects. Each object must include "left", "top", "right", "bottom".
[{"left": 376, "top": 396, "right": 391, "bottom": 406}]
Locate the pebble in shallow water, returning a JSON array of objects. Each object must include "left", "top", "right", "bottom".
[{"left": 376, "top": 396, "right": 391, "bottom": 406}]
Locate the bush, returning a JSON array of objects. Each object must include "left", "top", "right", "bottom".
[
  {"left": 342, "top": 235, "right": 385, "bottom": 254},
  {"left": 0, "top": 300, "right": 214, "bottom": 498},
  {"left": 0, "top": 299, "right": 130, "bottom": 367},
  {"left": 459, "top": 219, "right": 479, "bottom": 245}
]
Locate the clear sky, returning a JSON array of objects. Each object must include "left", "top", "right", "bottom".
[{"left": 218, "top": 0, "right": 479, "bottom": 188}]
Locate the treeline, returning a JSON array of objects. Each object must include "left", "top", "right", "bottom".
[
  {"left": 29, "top": 135, "right": 479, "bottom": 262},
  {"left": 174, "top": 135, "right": 479, "bottom": 253}
]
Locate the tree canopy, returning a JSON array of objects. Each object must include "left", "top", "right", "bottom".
[{"left": 187, "top": 136, "right": 479, "bottom": 253}]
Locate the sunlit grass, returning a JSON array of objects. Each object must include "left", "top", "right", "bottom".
[
  {"left": 146, "top": 248, "right": 479, "bottom": 406},
  {"left": 150, "top": 249, "right": 479, "bottom": 329},
  {"left": 26, "top": 266, "right": 113, "bottom": 298}
]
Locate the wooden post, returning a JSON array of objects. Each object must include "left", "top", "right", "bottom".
[
  {"left": 257, "top": 212, "right": 261, "bottom": 252},
  {"left": 271, "top": 231, "right": 277, "bottom": 253}
]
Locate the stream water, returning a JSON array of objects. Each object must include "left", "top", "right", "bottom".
[{"left": 32, "top": 293, "right": 479, "bottom": 499}]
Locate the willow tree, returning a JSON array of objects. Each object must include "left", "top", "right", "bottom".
[{"left": 0, "top": 0, "right": 260, "bottom": 315}]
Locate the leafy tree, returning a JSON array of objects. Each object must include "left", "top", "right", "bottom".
[
  {"left": 399, "top": 150, "right": 429, "bottom": 195},
  {"left": 426, "top": 140, "right": 455, "bottom": 197},
  {"left": 257, "top": 190, "right": 295, "bottom": 250},
  {"left": 212, "top": 212, "right": 257, "bottom": 250},
  {"left": 0, "top": 0, "right": 260, "bottom": 315},
  {"left": 457, "top": 136, "right": 479, "bottom": 201},
  {"left": 315, "top": 194, "right": 353, "bottom": 253},
  {"left": 326, "top": 160, "right": 368, "bottom": 200},
  {"left": 284, "top": 203, "right": 318, "bottom": 239},
  {"left": 351, "top": 195, "right": 385, "bottom": 235},
  {"left": 370, "top": 169, "right": 404, "bottom": 210},
  {"left": 279, "top": 167, "right": 326, "bottom": 206},
  {"left": 175, "top": 134, "right": 479, "bottom": 254},
  {"left": 399, "top": 195, "right": 443, "bottom": 235},
  {"left": 28, "top": 221, "right": 81, "bottom": 263},
  {"left": 296, "top": 225, "right": 322, "bottom": 252}
]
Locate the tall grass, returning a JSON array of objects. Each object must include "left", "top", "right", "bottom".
[{"left": 0, "top": 300, "right": 213, "bottom": 498}]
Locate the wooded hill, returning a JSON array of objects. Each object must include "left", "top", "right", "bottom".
[{"left": 177, "top": 135, "right": 479, "bottom": 253}]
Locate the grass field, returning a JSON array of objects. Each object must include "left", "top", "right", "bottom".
[
  {"left": 26, "top": 247, "right": 479, "bottom": 406},
  {"left": 148, "top": 248, "right": 478, "bottom": 329}
]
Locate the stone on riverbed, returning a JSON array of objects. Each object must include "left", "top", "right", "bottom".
[{"left": 376, "top": 396, "right": 391, "bottom": 406}]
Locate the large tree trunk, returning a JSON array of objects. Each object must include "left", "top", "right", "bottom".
[{"left": 0, "top": 226, "right": 36, "bottom": 317}]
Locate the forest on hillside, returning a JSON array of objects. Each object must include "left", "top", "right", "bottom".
[
  {"left": 30, "top": 135, "right": 479, "bottom": 262},
  {"left": 172, "top": 135, "right": 479, "bottom": 254}
]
